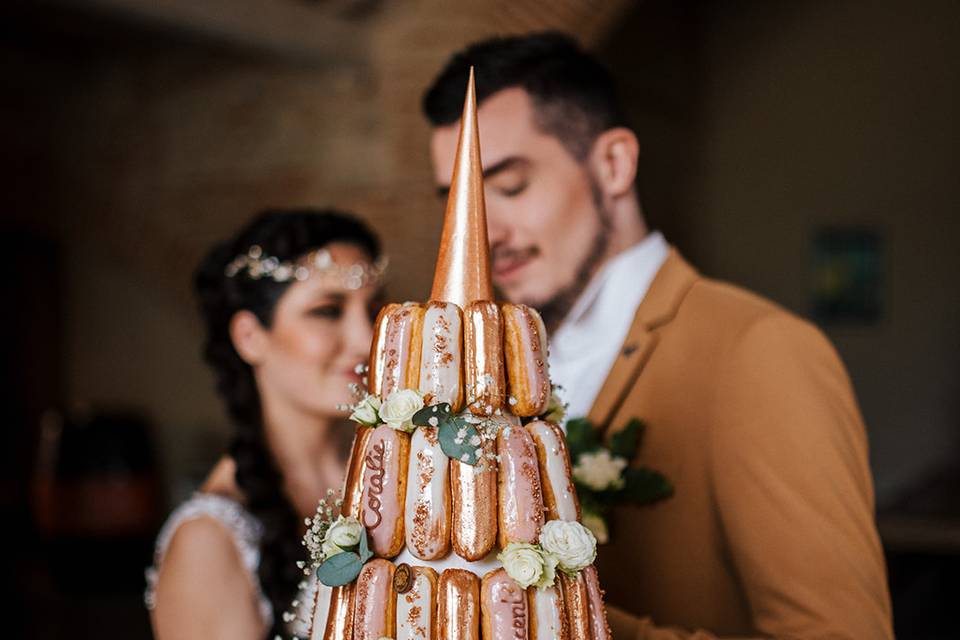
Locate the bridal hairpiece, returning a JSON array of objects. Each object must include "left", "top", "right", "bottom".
[{"left": 224, "top": 244, "right": 388, "bottom": 289}]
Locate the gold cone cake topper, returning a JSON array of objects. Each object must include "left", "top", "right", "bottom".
[{"left": 430, "top": 67, "right": 495, "bottom": 307}]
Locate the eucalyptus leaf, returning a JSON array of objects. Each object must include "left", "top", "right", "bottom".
[
  {"left": 565, "top": 417, "right": 599, "bottom": 460},
  {"left": 610, "top": 418, "right": 645, "bottom": 460},
  {"left": 316, "top": 551, "right": 363, "bottom": 587},
  {"left": 358, "top": 527, "right": 373, "bottom": 564},
  {"left": 437, "top": 416, "right": 482, "bottom": 465},
  {"left": 413, "top": 402, "right": 451, "bottom": 428}
]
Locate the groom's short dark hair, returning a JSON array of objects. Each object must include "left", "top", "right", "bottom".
[{"left": 422, "top": 31, "right": 629, "bottom": 161}]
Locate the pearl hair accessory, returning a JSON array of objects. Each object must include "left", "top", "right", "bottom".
[{"left": 224, "top": 244, "right": 388, "bottom": 289}]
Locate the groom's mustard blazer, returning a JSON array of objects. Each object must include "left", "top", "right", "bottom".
[{"left": 592, "top": 250, "right": 893, "bottom": 639}]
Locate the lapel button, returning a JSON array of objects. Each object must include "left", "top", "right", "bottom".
[{"left": 622, "top": 343, "right": 639, "bottom": 357}]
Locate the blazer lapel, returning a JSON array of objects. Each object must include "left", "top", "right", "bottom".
[{"left": 586, "top": 249, "right": 700, "bottom": 434}]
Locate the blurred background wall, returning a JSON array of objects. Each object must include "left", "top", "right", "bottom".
[{"left": 4, "top": 0, "right": 957, "bottom": 638}]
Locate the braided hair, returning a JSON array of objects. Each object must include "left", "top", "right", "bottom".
[{"left": 193, "top": 209, "right": 380, "bottom": 637}]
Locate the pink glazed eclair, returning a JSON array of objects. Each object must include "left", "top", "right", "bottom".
[
  {"left": 360, "top": 425, "right": 410, "bottom": 558},
  {"left": 352, "top": 559, "right": 396, "bottom": 640},
  {"left": 481, "top": 568, "right": 529, "bottom": 640},
  {"left": 496, "top": 422, "right": 546, "bottom": 547},
  {"left": 369, "top": 302, "right": 424, "bottom": 396},
  {"left": 501, "top": 303, "right": 550, "bottom": 417}
]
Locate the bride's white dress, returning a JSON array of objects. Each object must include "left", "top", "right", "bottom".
[{"left": 145, "top": 492, "right": 328, "bottom": 638}]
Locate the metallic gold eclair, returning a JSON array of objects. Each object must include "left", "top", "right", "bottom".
[
  {"left": 419, "top": 301, "right": 464, "bottom": 412},
  {"left": 352, "top": 558, "right": 396, "bottom": 640},
  {"left": 558, "top": 571, "right": 590, "bottom": 640},
  {"left": 583, "top": 565, "right": 612, "bottom": 640},
  {"left": 360, "top": 425, "right": 410, "bottom": 558},
  {"left": 322, "top": 583, "right": 355, "bottom": 640},
  {"left": 463, "top": 300, "right": 505, "bottom": 416},
  {"left": 501, "top": 303, "right": 550, "bottom": 417},
  {"left": 451, "top": 435, "right": 498, "bottom": 561},
  {"left": 404, "top": 426, "right": 451, "bottom": 560},
  {"left": 436, "top": 569, "right": 481, "bottom": 640},
  {"left": 525, "top": 420, "right": 580, "bottom": 522},
  {"left": 528, "top": 584, "right": 568, "bottom": 640},
  {"left": 496, "top": 421, "right": 545, "bottom": 547},
  {"left": 481, "top": 568, "right": 529, "bottom": 640},
  {"left": 369, "top": 302, "right": 425, "bottom": 396},
  {"left": 396, "top": 565, "right": 438, "bottom": 640}
]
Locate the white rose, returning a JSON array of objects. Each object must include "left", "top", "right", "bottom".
[
  {"left": 350, "top": 394, "right": 381, "bottom": 426},
  {"left": 581, "top": 510, "right": 609, "bottom": 545},
  {"left": 572, "top": 449, "right": 627, "bottom": 491},
  {"left": 379, "top": 389, "right": 424, "bottom": 433},
  {"left": 323, "top": 515, "right": 363, "bottom": 557},
  {"left": 497, "top": 542, "right": 555, "bottom": 590},
  {"left": 539, "top": 520, "right": 597, "bottom": 574}
]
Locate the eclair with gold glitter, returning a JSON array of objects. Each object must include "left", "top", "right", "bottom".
[
  {"left": 496, "top": 420, "right": 545, "bottom": 547},
  {"left": 418, "top": 301, "right": 464, "bottom": 412},
  {"left": 525, "top": 420, "right": 580, "bottom": 523},
  {"left": 369, "top": 302, "right": 424, "bottom": 397},
  {"left": 352, "top": 558, "right": 396, "bottom": 640},
  {"left": 395, "top": 564, "right": 438, "bottom": 640},
  {"left": 502, "top": 303, "right": 550, "bottom": 417},
  {"left": 404, "top": 426, "right": 451, "bottom": 560}
]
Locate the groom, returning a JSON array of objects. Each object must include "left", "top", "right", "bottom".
[{"left": 422, "top": 33, "right": 893, "bottom": 638}]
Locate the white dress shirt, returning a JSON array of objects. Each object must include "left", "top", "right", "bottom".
[{"left": 549, "top": 232, "right": 669, "bottom": 423}]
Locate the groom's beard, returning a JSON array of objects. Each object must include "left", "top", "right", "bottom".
[{"left": 523, "top": 180, "right": 612, "bottom": 333}]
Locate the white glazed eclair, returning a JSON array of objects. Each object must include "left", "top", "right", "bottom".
[
  {"left": 352, "top": 558, "right": 396, "bottom": 640},
  {"left": 451, "top": 435, "right": 498, "bottom": 561},
  {"left": 502, "top": 303, "right": 550, "bottom": 417},
  {"left": 436, "top": 569, "right": 481, "bottom": 640},
  {"left": 360, "top": 425, "right": 410, "bottom": 558},
  {"left": 369, "top": 302, "right": 425, "bottom": 396},
  {"left": 419, "top": 301, "right": 464, "bottom": 411},
  {"left": 481, "top": 568, "right": 529, "bottom": 640},
  {"left": 496, "top": 421, "right": 546, "bottom": 548},
  {"left": 404, "top": 427, "right": 451, "bottom": 560},
  {"left": 396, "top": 565, "right": 438, "bottom": 640},
  {"left": 524, "top": 420, "right": 580, "bottom": 522},
  {"left": 528, "top": 584, "right": 568, "bottom": 640},
  {"left": 463, "top": 301, "right": 505, "bottom": 416}
]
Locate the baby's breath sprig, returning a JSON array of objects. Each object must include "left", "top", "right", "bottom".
[{"left": 302, "top": 488, "right": 344, "bottom": 574}]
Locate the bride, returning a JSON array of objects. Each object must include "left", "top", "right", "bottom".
[{"left": 146, "top": 209, "right": 385, "bottom": 639}]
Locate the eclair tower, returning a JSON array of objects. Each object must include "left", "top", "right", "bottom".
[{"left": 313, "top": 69, "right": 611, "bottom": 640}]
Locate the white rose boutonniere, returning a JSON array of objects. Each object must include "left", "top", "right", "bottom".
[
  {"left": 379, "top": 389, "right": 424, "bottom": 433},
  {"left": 572, "top": 449, "right": 628, "bottom": 491},
  {"left": 539, "top": 520, "right": 597, "bottom": 574},
  {"left": 497, "top": 542, "right": 555, "bottom": 590},
  {"left": 349, "top": 394, "right": 381, "bottom": 427}
]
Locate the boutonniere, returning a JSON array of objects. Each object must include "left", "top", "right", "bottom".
[{"left": 565, "top": 417, "right": 673, "bottom": 543}]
